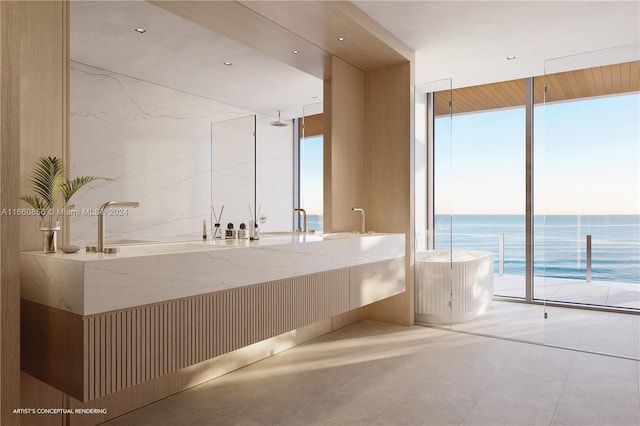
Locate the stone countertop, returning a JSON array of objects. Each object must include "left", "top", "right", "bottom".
[{"left": 21, "top": 232, "right": 405, "bottom": 316}]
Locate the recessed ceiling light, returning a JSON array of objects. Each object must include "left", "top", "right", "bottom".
[
  {"left": 223, "top": 62, "right": 233, "bottom": 66},
  {"left": 292, "top": 50, "right": 299, "bottom": 54},
  {"left": 134, "top": 28, "right": 146, "bottom": 34},
  {"left": 506, "top": 56, "right": 516, "bottom": 60},
  {"left": 311, "top": 95, "right": 319, "bottom": 99},
  {"left": 338, "top": 37, "right": 345, "bottom": 41}
]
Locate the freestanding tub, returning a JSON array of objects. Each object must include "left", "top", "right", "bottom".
[{"left": 415, "top": 250, "right": 494, "bottom": 324}]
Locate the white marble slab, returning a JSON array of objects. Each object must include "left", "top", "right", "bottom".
[
  {"left": 69, "top": 62, "right": 293, "bottom": 243},
  {"left": 21, "top": 233, "right": 405, "bottom": 316}
]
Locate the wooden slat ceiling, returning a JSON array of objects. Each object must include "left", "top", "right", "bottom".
[{"left": 435, "top": 60, "right": 640, "bottom": 116}]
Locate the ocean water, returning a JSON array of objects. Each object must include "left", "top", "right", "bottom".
[
  {"left": 306, "top": 214, "right": 323, "bottom": 232},
  {"left": 435, "top": 215, "right": 640, "bottom": 284},
  {"left": 307, "top": 214, "right": 639, "bottom": 284}
]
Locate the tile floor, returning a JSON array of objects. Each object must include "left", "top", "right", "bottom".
[
  {"left": 105, "top": 319, "right": 640, "bottom": 426},
  {"left": 448, "top": 300, "right": 640, "bottom": 360}
]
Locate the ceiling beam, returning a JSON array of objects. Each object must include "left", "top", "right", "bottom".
[
  {"left": 148, "top": 1, "right": 413, "bottom": 80},
  {"left": 148, "top": 0, "right": 329, "bottom": 79}
]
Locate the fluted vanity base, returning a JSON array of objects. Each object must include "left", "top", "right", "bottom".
[{"left": 21, "top": 258, "right": 405, "bottom": 402}]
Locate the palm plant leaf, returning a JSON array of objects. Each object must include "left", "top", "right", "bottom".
[
  {"left": 19, "top": 195, "right": 47, "bottom": 213},
  {"left": 29, "top": 156, "right": 65, "bottom": 207},
  {"left": 61, "top": 176, "right": 109, "bottom": 205},
  {"left": 21, "top": 155, "right": 111, "bottom": 221}
]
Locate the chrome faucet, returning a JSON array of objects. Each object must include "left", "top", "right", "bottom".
[
  {"left": 97, "top": 201, "right": 139, "bottom": 252},
  {"left": 352, "top": 207, "right": 365, "bottom": 233},
  {"left": 294, "top": 208, "right": 307, "bottom": 233}
]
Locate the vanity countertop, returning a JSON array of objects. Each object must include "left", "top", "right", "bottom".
[{"left": 21, "top": 232, "right": 405, "bottom": 315}]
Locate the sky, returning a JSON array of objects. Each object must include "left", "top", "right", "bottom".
[
  {"left": 299, "top": 92, "right": 640, "bottom": 217},
  {"left": 435, "top": 92, "right": 640, "bottom": 215},
  {"left": 299, "top": 135, "right": 323, "bottom": 215}
]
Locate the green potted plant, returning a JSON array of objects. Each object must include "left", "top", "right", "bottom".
[{"left": 20, "top": 156, "right": 109, "bottom": 253}]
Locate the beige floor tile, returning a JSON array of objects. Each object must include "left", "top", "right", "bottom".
[
  {"left": 280, "top": 399, "right": 377, "bottom": 426},
  {"left": 451, "top": 301, "right": 546, "bottom": 343},
  {"left": 460, "top": 388, "right": 559, "bottom": 425},
  {"left": 105, "top": 319, "right": 640, "bottom": 426},
  {"left": 502, "top": 344, "right": 576, "bottom": 381},
  {"left": 372, "top": 390, "right": 478, "bottom": 426},
  {"left": 551, "top": 352, "right": 640, "bottom": 426},
  {"left": 551, "top": 388, "right": 640, "bottom": 426}
]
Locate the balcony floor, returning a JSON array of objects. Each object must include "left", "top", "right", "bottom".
[{"left": 494, "top": 274, "right": 640, "bottom": 310}]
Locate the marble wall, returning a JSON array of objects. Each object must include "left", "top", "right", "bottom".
[{"left": 69, "top": 62, "right": 292, "bottom": 244}]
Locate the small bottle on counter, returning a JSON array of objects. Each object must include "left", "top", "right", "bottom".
[
  {"left": 238, "top": 223, "right": 249, "bottom": 240},
  {"left": 225, "top": 223, "right": 236, "bottom": 240},
  {"left": 213, "top": 222, "right": 222, "bottom": 239},
  {"left": 252, "top": 222, "right": 260, "bottom": 240}
]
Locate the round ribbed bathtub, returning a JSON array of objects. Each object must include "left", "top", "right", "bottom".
[{"left": 415, "top": 250, "right": 494, "bottom": 324}]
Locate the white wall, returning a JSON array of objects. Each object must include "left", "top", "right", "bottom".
[
  {"left": 256, "top": 115, "right": 295, "bottom": 232},
  {"left": 69, "top": 62, "right": 292, "bottom": 244}
]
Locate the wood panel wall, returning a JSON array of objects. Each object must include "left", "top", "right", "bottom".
[
  {"left": 363, "top": 62, "right": 415, "bottom": 326},
  {"left": 11, "top": 2, "right": 69, "bottom": 425},
  {"left": 301, "top": 113, "right": 323, "bottom": 138},
  {"left": 324, "top": 57, "right": 365, "bottom": 233},
  {"left": 19, "top": 1, "right": 68, "bottom": 252},
  {"left": 1, "top": 2, "right": 22, "bottom": 424}
]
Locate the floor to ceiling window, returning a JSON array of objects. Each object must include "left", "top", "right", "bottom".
[
  {"left": 296, "top": 110, "right": 323, "bottom": 232},
  {"left": 423, "top": 48, "right": 639, "bottom": 358},
  {"left": 299, "top": 134, "right": 323, "bottom": 232},
  {"left": 535, "top": 60, "right": 640, "bottom": 310},
  {"left": 434, "top": 82, "right": 527, "bottom": 299},
  {"left": 431, "top": 59, "right": 639, "bottom": 310}
]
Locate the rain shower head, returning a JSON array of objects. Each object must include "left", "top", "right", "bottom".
[{"left": 270, "top": 110, "right": 289, "bottom": 127}]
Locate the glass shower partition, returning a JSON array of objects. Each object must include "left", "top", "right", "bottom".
[
  {"left": 448, "top": 81, "right": 531, "bottom": 339},
  {"left": 539, "top": 44, "right": 640, "bottom": 358},
  {"left": 415, "top": 78, "right": 453, "bottom": 329}
]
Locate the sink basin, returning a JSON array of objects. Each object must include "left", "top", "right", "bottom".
[{"left": 116, "top": 241, "right": 235, "bottom": 255}]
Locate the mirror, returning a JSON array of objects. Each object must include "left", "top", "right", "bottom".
[
  {"left": 211, "top": 115, "right": 256, "bottom": 236},
  {"left": 68, "top": 61, "right": 261, "bottom": 244},
  {"left": 68, "top": 1, "right": 320, "bottom": 244}
]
